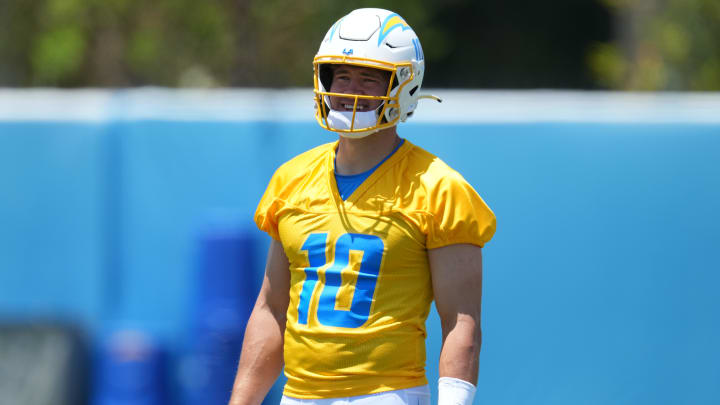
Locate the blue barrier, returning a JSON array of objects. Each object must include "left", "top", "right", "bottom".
[{"left": 1, "top": 90, "right": 719, "bottom": 404}]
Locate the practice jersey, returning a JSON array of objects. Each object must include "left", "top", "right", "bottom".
[{"left": 255, "top": 139, "right": 496, "bottom": 399}]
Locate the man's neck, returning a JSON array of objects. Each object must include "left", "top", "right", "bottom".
[{"left": 335, "top": 128, "right": 400, "bottom": 175}]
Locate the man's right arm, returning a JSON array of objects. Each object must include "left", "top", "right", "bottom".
[{"left": 228, "top": 239, "right": 290, "bottom": 405}]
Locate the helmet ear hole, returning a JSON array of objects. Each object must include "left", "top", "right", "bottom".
[{"left": 409, "top": 86, "right": 418, "bottom": 96}]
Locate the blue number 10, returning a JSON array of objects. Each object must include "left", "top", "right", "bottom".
[{"left": 297, "top": 232, "right": 384, "bottom": 328}]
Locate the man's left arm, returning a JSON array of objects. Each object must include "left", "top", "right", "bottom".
[{"left": 429, "top": 243, "right": 483, "bottom": 386}]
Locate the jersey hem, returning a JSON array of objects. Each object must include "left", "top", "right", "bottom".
[
  {"left": 281, "top": 378, "right": 430, "bottom": 400},
  {"left": 426, "top": 238, "right": 486, "bottom": 249}
]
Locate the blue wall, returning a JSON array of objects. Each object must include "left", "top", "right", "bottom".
[{"left": 1, "top": 109, "right": 719, "bottom": 404}]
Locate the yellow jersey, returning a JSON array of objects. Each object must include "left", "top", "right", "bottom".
[{"left": 255, "top": 139, "right": 496, "bottom": 398}]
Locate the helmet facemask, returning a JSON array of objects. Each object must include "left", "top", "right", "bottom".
[{"left": 313, "top": 56, "right": 413, "bottom": 138}]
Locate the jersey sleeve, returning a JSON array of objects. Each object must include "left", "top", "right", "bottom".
[
  {"left": 254, "top": 168, "right": 287, "bottom": 240},
  {"left": 425, "top": 172, "right": 496, "bottom": 249}
]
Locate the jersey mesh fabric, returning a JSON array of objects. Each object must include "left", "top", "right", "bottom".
[{"left": 255, "top": 139, "right": 496, "bottom": 398}]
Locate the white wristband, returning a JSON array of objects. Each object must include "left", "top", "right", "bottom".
[{"left": 438, "top": 377, "right": 476, "bottom": 405}]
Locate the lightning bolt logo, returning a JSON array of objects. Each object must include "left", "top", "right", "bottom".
[{"left": 377, "top": 13, "right": 412, "bottom": 46}]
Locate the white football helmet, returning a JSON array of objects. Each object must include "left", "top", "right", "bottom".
[{"left": 313, "top": 8, "right": 441, "bottom": 138}]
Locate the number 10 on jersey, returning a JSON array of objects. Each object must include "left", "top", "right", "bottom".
[{"left": 297, "top": 232, "right": 385, "bottom": 328}]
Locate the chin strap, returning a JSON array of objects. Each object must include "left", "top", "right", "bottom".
[{"left": 419, "top": 94, "right": 443, "bottom": 103}]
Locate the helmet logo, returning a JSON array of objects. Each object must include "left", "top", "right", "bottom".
[
  {"left": 377, "top": 13, "right": 412, "bottom": 46},
  {"left": 326, "top": 19, "right": 343, "bottom": 42},
  {"left": 342, "top": 48, "right": 354, "bottom": 55}
]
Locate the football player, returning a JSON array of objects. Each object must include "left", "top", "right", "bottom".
[{"left": 228, "top": 8, "right": 495, "bottom": 405}]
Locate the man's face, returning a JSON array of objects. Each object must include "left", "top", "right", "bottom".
[{"left": 329, "top": 64, "right": 391, "bottom": 112}]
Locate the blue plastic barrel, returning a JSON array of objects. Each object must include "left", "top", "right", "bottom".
[
  {"left": 192, "top": 219, "right": 257, "bottom": 331},
  {"left": 180, "top": 215, "right": 260, "bottom": 405},
  {"left": 94, "top": 330, "right": 166, "bottom": 405}
]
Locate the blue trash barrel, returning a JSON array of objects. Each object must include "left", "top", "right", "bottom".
[
  {"left": 94, "top": 330, "right": 166, "bottom": 405},
  {"left": 193, "top": 221, "right": 257, "bottom": 331},
  {"left": 180, "top": 216, "right": 259, "bottom": 405}
]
